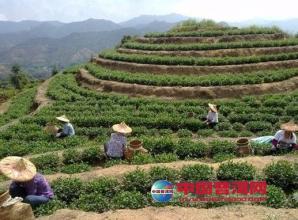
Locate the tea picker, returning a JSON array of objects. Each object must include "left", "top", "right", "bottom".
[
  {"left": 104, "top": 122, "right": 148, "bottom": 160},
  {"left": 202, "top": 103, "right": 220, "bottom": 129},
  {"left": 250, "top": 121, "right": 298, "bottom": 152},
  {"left": 55, "top": 115, "right": 75, "bottom": 138},
  {"left": 0, "top": 156, "right": 54, "bottom": 208}
]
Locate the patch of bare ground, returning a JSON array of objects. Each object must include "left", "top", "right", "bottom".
[
  {"left": 38, "top": 205, "right": 298, "bottom": 220},
  {"left": 32, "top": 78, "right": 53, "bottom": 115},
  {"left": 77, "top": 68, "right": 298, "bottom": 99},
  {"left": 0, "top": 100, "right": 11, "bottom": 114},
  {"left": 93, "top": 57, "right": 298, "bottom": 75},
  {"left": 136, "top": 33, "right": 286, "bottom": 44},
  {"left": 117, "top": 45, "right": 298, "bottom": 57}
]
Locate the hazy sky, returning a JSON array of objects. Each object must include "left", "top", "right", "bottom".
[{"left": 0, "top": 0, "right": 297, "bottom": 22}]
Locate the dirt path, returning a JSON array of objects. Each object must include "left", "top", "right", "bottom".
[
  {"left": 77, "top": 68, "right": 298, "bottom": 99},
  {"left": 38, "top": 205, "right": 298, "bottom": 220},
  {"left": 0, "top": 100, "right": 11, "bottom": 114},
  {"left": 32, "top": 78, "right": 53, "bottom": 115}
]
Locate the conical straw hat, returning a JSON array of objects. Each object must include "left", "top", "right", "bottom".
[
  {"left": 0, "top": 157, "right": 36, "bottom": 182},
  {"left": 280, "top": 122, "right": 298, "bottom": 132},
  {"left": 56, "top": 115, "right": 70, "bottom": 123},
  {"left": 112, "top": 122, "right": 132, "bottom": 134},
  {"left": 208, "top": 103, "right": 217, "bottom": 113}
]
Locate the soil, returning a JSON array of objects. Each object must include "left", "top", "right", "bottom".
[
  {"left": 0, "top": 100, "right": 11, "bottom": 114},
  {"left": 38, "top": 205, "right": 298, "bottom": 220},
  {"left": 32, "top": 78, "right": 53, "bottom": 115},
  {"left": 117, "top": 45, "right": 298, "bottom": 57},
  {"left": 77, "top": 69, "right": 298, "bottom": 99},
  {"left": 94, "top": 57, "right": 298, "bottom": 76},
  {"left": 136, "top": 33, "right": 285, "bottom": 44}
]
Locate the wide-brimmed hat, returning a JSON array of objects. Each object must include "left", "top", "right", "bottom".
[
  {"left": 112, "top": 122, "right": 132, "bottom": 134},
  {"left": 281, "top": 122, "right": 298, "bottom": 132},
  {"left": 208, "top": 103, "right": 217, "bottom": 112},
  {"left": 0, "top": 157, "right": 36, "bottom": 182},
  {"left": 56, "top": 115, "right": 70, "bottom": 123}
]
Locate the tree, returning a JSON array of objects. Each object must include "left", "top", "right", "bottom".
[
  {"left": 10, "top": 64, "right": 30, "bottom": 89},
  {"left": 51, "top": 65, "right": 59, "bottom": 76}
]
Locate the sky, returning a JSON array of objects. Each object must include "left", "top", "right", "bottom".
[{"left": 0, "top": 0, "right": 297, "bottom": 23}]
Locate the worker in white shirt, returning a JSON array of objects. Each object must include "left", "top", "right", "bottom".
[
  {"left": 271, "top": 122, "right": 298, "bottom": 151},
  {"left": 203, "top": 103, "right": 219, "bottom": 129}
]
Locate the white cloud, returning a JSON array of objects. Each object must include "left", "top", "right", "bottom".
[
  {"left": 0, "top": 0, "right": 297, "bottom": 22},
  {"left": 0, "top": 13, "right": 7, "bottom": 21}
]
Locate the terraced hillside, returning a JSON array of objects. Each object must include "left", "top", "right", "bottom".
[
  {"left": 0, "top": 21, "right": 297, "bottom": 219},
  {"left": 83, "top": 23, "right": 298, "bottom": 99}
]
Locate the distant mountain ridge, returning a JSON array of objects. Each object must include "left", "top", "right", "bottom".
[{"left": 1, "top": 13, "right": 298, "bottom": 79}]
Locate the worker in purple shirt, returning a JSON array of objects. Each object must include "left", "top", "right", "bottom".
[{"left": 0, "top": 156, "right": 53, "bottom": 207}]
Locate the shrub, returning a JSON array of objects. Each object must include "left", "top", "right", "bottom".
[
  {"left": 83, "top": 177, "right": 120, "bottom": 198},
  {"left": 131, "top": 153, "right": 154, "bottom": 165},
  {"left": 52, "top": 178, "right": 83, "bottom": 204},
  {"left": 74, "top": 194, "right": 110, "bottom": 212},
  {"left": 265, "top": 185, "right": 286, "bottom": 208},
  {"left": 33, "top": 199, "right": 66, "bottom": 217},
  {"left": 212, "top": 153, "right": 236, "bottom": 162},
  {"left": 264, "top": 160, "right": 296, "bottom": 190},
  {"left": 175, "top": 139, "right": 209, "bottom": 159},
  {"left": 62, "top": 149, "right": 82, "bottom": 165},
  {"left": 112, "top": 191, "right": 147, "bottom": 209},
  {"left": 154, "top": 153, "right": 179, "bottom": 163},
  {"left": 81, "top": 146, "right": 105, "bottom": 165},
  {"left": 177, "top": 129, "right": 193, "bottom": 138},
  {"left": 251, "top": 143, "right": 272, "bottom": 156},
  {"left": 123, "top": 169, "right": 151, "bottom": 193},
  {"left": 217, "top": 161, "right": 256, "bottom": 180},
  {"left": 245, "top": 121, "right": 272, "bottom": 132},
  {"left": 197, "top": 129, "right": 214, "bottom": 137},
  {"left": 143, "top": 137, "right": 175, "bottom": 155},
  {"left": 217, "top": 122, "right": 232, "bottom": 131},
  {"left": 104, "top": 159, "right": 128, "bottom": 168},
  {"left": 180, "top": 164, "right": 215, "bottom": 181},
  {"left": 209, "top": 140, "right": 236, "bottom": 156},
  {"left": 218, "top": 130, "right": 239, "bottom": 138},
  {"left": 288, "top": 191, "right": 298, "bottom": 208},
  {"left": 149, "top": 166, "right": 180, "bottom": 183},
  {"left": 30, "top": 153, "right": 60, "bottom": 174},
  {"left": 60, "top": 163, "right": 91, "bottom": 174},
  {"left": 232, "top": 122, "right": 244, "bottom": 131}
]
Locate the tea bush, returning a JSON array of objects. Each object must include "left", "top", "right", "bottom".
[
  {"left": 34, "top": 199, "right": 66, "bottom": 217},
  {"left": 62, "top": 149, "right": 82, "bottom": 165},
  {"left": 154, "top": 153, "right": 179, "bottom": 163},
  {"left": 73, "top": 194, "right": 110, "bottom": 212},
  {"left": 217, "top": 161, "right": 256, "bottom": 180},
  {"left": 30, "top": 153, "right": 60, "bottom": 174},
  {"left": 81, "top": 146, "right": 105, "bottom": 165},
  {"left": 112, "top": 191, "right": 147, "bottom": 209},
  {"left": 264, "top": 160, "right": 296, "bottom": 190},
  {"left": 177, "top": 129, "right": 193, "bottom": 138},
  {"left": 123, "top": 169, "right": 151, "bottom": 193},
  {"left": 265, "top": 185, "right": 287, "bottom": 208},
  {"left": 131, "top": 153, "right": 155, "bottom": 165},
  {"left": 83, "top": 177, "right": 120, "bottom": 198},
  {"left": 60, "top": 163, "right": 91, "bottom": 174},
  {"left": 180, "top": 164, "right": 215, "bottom": 181},
  {"left": 149, "top": 166, "right": 180, "bottom": 183},
  {"left": 245, "top": 121, "right": 272, "bottom": 132},
  {"left": 209, "top": 140, "right": 236, "bottom": 156},
  {"left": 175, "top": 139, "right": 209, "bottom": 159},
  {"left": 212, "top": 153, "right": 236, "bottom": 162},
  {"left": 52, "top": 178, "right": 83, "bottom": 204}
]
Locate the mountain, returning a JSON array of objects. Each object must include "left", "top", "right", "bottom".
[
  {"left": 0, "top": 20, "right": 41, "bottom": 34},
  {"left": 0, "top": 65, "right": 11, "bottom": 79},
  {"left": 120, "top": 13, "right": 189, "bottom": 27}
]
